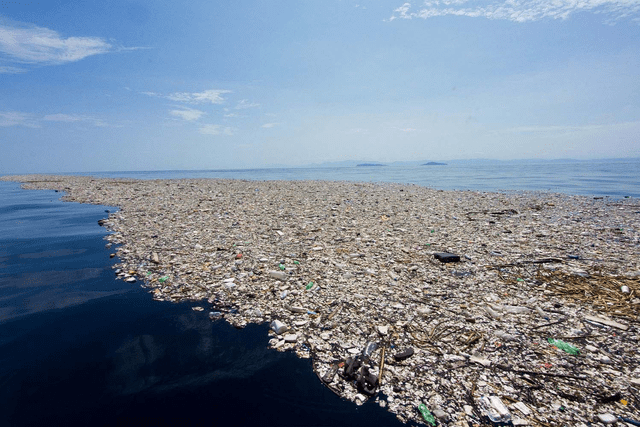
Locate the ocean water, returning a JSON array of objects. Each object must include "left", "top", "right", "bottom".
[
  {"left": 76, "top": 158, "right": 640, "bottom": 199},
  {"left": 0, "top": 181, "right": 407, "bottom": 427},
  {"left": 1, "top": 159, "right": 638, "bottom": 426}
]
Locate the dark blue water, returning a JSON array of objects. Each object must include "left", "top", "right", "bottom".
[
  {"left": 71, "top": 158, "right": 640, "bottom": 198},
  {"left": 0, "top": 182, "right": 406, "bottom": 427}
]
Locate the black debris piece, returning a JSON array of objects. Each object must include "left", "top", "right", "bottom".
[
  {"left": 393, "top": 347, "right": 415, "bottom": 361},
  {"left": 597, "top": 391, "right": 621, "bottom": 404},
  {"left": 343, "top": 357, "right": 362, "bottom": 380},
  {"left": 434, "top": 252, "right": 460, "bottom": 263},
  {"left": 356, "top": 366, "right": 379, "bottom": 396}
]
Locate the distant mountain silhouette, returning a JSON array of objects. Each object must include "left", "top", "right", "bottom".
[{"left": 422, "top": 162, "right": 447, "bottom": 165}]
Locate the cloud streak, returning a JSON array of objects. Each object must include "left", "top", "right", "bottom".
[
  {"left": 0, "top": 111, "right": 110, "bottom": 128},
  {"left": 170, "top": 108, "right": 205, "bottom": 121},
  {"left": 235, "top": 99, "right": 260, "bottom": 109},
  {"left": 0, "top": 21, "right": 113, "bottom": 65},
  {"left": 498, "top": 121, "right": 640, "bottom": 136},
  {"left": 167, "top": 90, "right": 231, "bottom": 104},
  {"left": 199, "top": 124, "right": 234, "bottom": 135},
  {"left": 0, "top": 111, "right": 40, "bottom": 128},
  {"left": 0, "top": 65, "right": 26, "bottom": 74},
  {"left": 43, "top": 113, "right": 107, "bottom": 127},
  {"left": 389, "top": 1, "right": 640, "bottom": 23},
  {"left": 392, "top": 126, "right": 418, "bottom": 132},
  {"left": 143, "top": 89, "right": 231, "bottom": 105}
]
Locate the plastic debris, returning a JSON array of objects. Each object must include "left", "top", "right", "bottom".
[
  {"left": 270, "top": 320, "right": 288, "bottom": 334},
  {"left": 548, "top": 338, "right": 580, "bottom": 355},
  {"left": 434, "top": 252, "right": 460, "bottom": 263},
  {"left": 597, "top": 392, "right": 621, "bottom": 404},
  {"left": 478, "top": 396, "right": 512, "bottom": 425},
  {"left": 362, "top": 341, "right": 378, "bottom": 359},
  {"left": 6, "top": 173, "right": 640, "bottom": 426},
  {"left": 321, "top": 363, "right": 339, "bottom": 384},
  {"left": 393, "top": 347, "right": 414, "bottom": 361},
  {"left": 513, "top": 402, "right": 531, "bottom": 416},
  {"left": 418, "top": 404, "right": 436, "bottom": 426},
  {"left": 268, "top": 271, "right": 287, "bottom": 280},
  {"left": 284, "top": 334, "right": 298, "bottom": 343},
  {"left": 596, "top": 413, "right": 617, "bottom": 424},
  {"left": 584, "top": 315, "right": 629, "bottom": 331}
]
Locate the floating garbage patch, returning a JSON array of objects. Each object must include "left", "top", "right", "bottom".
[{"left": 3, "top": 174, "right": 640, "bottom": 426}]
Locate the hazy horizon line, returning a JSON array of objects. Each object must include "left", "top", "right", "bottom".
[{"left": 2, "top": 156, "right": 640, "bottom": 176}]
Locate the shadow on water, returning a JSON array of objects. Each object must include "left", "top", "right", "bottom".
[
  {"left": 1, "top": 293, "right": 407, "bottom": 427},
  {"left": 0, "top": 182, "right": 409, "bottom": 426}
]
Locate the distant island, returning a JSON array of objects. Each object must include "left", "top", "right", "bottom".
[
  {"left": 356, "top": 163, "right": 385, "bottom": 167},
  {"left": 422, "top": 162, "right": 447, "bottom": 166}
]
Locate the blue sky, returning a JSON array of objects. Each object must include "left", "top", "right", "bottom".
[{"left": 1, "top": 0, "right": 639, "bottom": 173}]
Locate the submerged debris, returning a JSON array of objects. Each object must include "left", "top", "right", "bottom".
[{"left": 3, "top": 174, "right": 640, "bottom": 426}]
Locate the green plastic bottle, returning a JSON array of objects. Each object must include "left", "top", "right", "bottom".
[
  {"left": 418, "top": 404, "right": 436, "bottom": 426},
  {"left": 548, "top": 338, "right": 580, "bottom": 355}
]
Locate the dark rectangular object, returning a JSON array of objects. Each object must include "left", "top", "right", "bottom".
[
  {"left": 393, "top": 348, "right": 414, "bottom": 361},
  {"left": 434, "top": 252, "right": 460, "bottom": 263}
]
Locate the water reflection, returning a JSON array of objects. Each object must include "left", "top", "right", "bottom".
[
  {"left": 0, "top": 182, "right": 407, "bottom": 427},
  {"left": 106, "top": 312, "right": 282, "bottom": 396},
  {"left": 0, "top": 182, "right": 125, "bottom": 322},
  {"left": 0, "top": 292, "right": 408, "bottom": 427}
]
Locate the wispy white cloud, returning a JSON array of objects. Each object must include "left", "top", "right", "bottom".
[
  {"left": 43, "top": 113, "right": 83, "bottom": 122},
  {"left": 170, "top": 108, "right": 205, "bottom": 121},
  {"left": 389, "top": 1, "right": 640, "bottom": 23},
  {"left": 223, "top": 113, "right": 241, "bottom": 118},
  {"left": 0, "top": 111, "right": 111, "bottom": 128},
  {"left": 142, "top": 89, "right": 231, "bottom": 105},
  {"left": 43, "top": 113, "right": 107, "bottom": 127},
  {"left": 235, "top": 99, "right": 260, "bottom": 109},
  {"left": 0, "top": 111, "right": 40, "bottom": 128},
  {"left": 167, "top": 89, "right": 231, "bottom": 104},
  {"left": 199, "top": 124, "right": 234, "bottom": 135},
  {"left": 346, "top": 128, "right": 369, "bottom": 134},
  {"left": 392, "top": 126, "right": 418, "bottom": 132},
  {"left": 0, "top": 111, "right": 113, "bottom": 128},
  {"left": 499, "top": 122, "right": 619, "bottom": 135},
  {"left": 0, "top": 65, "right": 26, "bottom": 74},
  {"left": 0, "top": 21, "right": 113, "bottom": 66},
  {"left": 261, "top": 122, "right": 280, "bottom": 128}
]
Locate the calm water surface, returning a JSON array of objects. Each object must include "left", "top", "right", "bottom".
[
  {"left": 77, "top": 158, "right": 640, "bottom": 198},
  {"left": 0, "top": 182, "right": 407, "bottom": 427}
]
